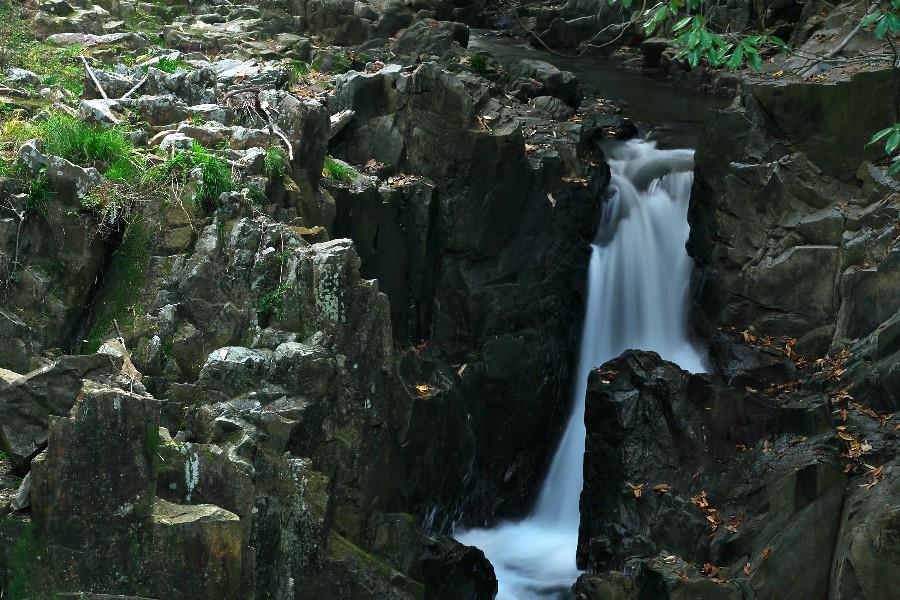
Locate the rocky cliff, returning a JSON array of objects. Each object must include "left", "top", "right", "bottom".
[
  {"left": 0, "top": 0, "right": 615, "bottom": 598},
  {"left": 1, "top": 0, "right": 899, "bottom": 599}
]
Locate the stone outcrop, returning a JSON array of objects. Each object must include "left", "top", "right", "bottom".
[{"left": 578, "top": 349, "right": 900, "bottom": 599}]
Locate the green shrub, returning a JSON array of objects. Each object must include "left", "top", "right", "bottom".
[
  {"left": 322, "top": 156, "right": 357, "bottom": 183},
  {"left": 39, "top": 114, "right": 136, "bottom": 170},
  {"left": 139, "top": 142, "right": 232, "bottom": 208},
  {"left": 264, "top": 145, "right": 287, "bottom": 178}
]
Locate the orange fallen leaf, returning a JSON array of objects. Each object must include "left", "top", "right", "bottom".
[
  {"left": 762, "top": 548, "right": 771, "bottom": 560},
  {"left": 626, "top": 482, "right": 644, "bottom": 498}
]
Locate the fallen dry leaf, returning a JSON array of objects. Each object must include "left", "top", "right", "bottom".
[
  {"left": 415, "top": 384, "right": 435, "bottom": 399},
  {"left": 653, "top": 483, "right": 670, "bottom": 495},
  {"left": 626, "top": 482, "right": 644, "bottom": 498},
  {"left": 762, "top": 548, "right": 772, "bottom": 560},
  {"left": 743, "top": 562, "right": 752, "bottom": 576}
]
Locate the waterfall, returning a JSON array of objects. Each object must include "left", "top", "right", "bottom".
[{"left": 456, "top": 140, "right": 707, "bottom": 599}]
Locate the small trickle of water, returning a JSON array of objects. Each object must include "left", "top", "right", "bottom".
[{"left": 456, "top": 140, "right": 707, "bottom": 599}]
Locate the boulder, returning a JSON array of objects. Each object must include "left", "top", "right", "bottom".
[
  {"left": 509, "top": 59, "right": 582, "bottom": 107},
  {"left": 579, "top": 351, "right": 845, "bottom": 599},
  {"left": 0, "top": 353, "right": 123, "bottom": 472}
]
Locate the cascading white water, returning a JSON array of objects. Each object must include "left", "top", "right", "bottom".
[{"left": 456, "top": 140, "right": 707, "bottom": 599}]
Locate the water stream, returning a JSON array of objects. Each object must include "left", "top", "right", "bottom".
[{"left": 456, "top": 140, "right": 708, "bottom": 598}]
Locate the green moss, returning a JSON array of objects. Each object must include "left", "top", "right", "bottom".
[
  {"left": 6, "top": 521, "right": 39, "bottom": 600},
  {"left": 83, "top": 219, "right": 152, "bottom": 352},
  {"left": 322, "top": 156, "right": 357, "bottom": 183}
]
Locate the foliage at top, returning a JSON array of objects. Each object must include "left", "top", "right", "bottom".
[
  {"left": 860, "top": 0, "right": 900, "bottom": 39},
  {"left": 0, "top": 1, "right": 85, "bottom": 96},
  {"left": 1, "top": 113, "right": 142, "bottom": 181},
  {"left": 862, "top": 1, "right": 900, "bottom": 176},
  {"left": 608, "top": 0, "right": 788, "bottom": 69}
]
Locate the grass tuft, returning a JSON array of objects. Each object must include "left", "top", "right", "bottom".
[{"left": 264, "top": 145, "right": 287, "bottom": 178}]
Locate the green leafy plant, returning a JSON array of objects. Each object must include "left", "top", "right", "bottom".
[
  {"left": 0, "top": 449, "right": 7, "bottom": 461},
  {"left": 141, "top": 142, "right": 232, "bottom": 208},
  {"left": 264, "top": 145, "right": 287, "bottom": 178},
  {"left": 608, "top": 0, "right": 788, "bottom": 69},
  {"left": 869, "top": 124, "right": 900, "bottom": 175},
  {"left": 322, "top": 156, "right": 357, "bottom": 183},
  {"left": 191, "top": 142, "right": 232, "bottom": 208},
  {"left": 5, "top": 113, "right": 142, "bottom": 179},
  {"left": 864, "top": 2, "right": 900, "bottom": 177},
  {"left": 258, "top": 282, "right": 290, "bottom": 317},
  {"left": 860, "top": 1, "right": 900, "bottom": 39}
]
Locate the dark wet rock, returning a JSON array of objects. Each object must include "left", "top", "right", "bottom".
[
  {"left": 420, "top": 536, "right": 498, "bottom": 599},
  {"left": 392, "top": 19, "right": 470, "bottom": 62},
  {"left": 331, "top": 60, "right": 606, "bottom": 522},
  {"left": 689, "top": 66, "right": 900, "bottom": 352},
  {"left": 841, "top": 306, "right": 900, "bottom": 412},
  {"left": 579, "top": 351, "right": 845, "bottom": 599},
  {"left": 509, "top": 58, "right": 582, "bottom": 107},
  {"left": 26, "top": 382, "right": 248, "bottom": 599},
  {"left": 830, "top": 456, "right": 900, "bottom": 600},
  {"left": 529, "top": 95, "right": 575, "bottom": 121}
]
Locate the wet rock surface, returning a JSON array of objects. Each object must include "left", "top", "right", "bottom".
[
  {"left": 0, "top": 0, "right": 613, "bottom": 598},
  {"left": 2, "top": 0, "right": 899, "bottom": 599}
]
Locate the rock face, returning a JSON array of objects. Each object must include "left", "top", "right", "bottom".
[
  {"left": 26, "top": 382, "right": 246, "bottom": 599},
  {"left": 576, "top": 349, "right": 900, "bottom": 599},
  {"left": 0, "top": 354, "right": 128, "bottom": 472},
  {"left": 688, "top": 66, "right": 900, "bottom": 410},
  {"left": 571, "top": 21, "right": 900, "bottom": 593},
  {"left": 330, "top": 60, "right": 606, "bottom": 523}
]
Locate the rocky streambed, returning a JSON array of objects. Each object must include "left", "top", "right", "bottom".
[{"left": 0, "top": 0, "right": 899, "bottom": 599}]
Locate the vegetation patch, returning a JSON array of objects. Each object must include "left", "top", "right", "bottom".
[
  {"left": 0, "top": 2, "right": 85, "bottom": 97},
  {"left": 322, "top": 156, "right": 357, "bottom": 183},
  {"left": 264, "top": 145, "right": 287, "bottom": 178},
  {"left": 153, "top": 58, "right": 192, "bottom": 74},
  {"left": 142, "top": 141, "right": 232, "bottom": 209},
  {"left": 469, "top": 53, "right": 490, "bottom": 74},
  {"left": 258, "top": 281, "right": 290, "bottom": 318}
]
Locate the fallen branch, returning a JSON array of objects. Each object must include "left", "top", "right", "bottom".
[
  {"left": 799, "top": 4, "right": 878, "bottom": 76},
  {"left": 81, "top": 55, "right": 108, "bottom": 100},
  {"left": 120, "top": 75, "right": 148, "bottom": 99},
  {"left": 258, "top": 99, "right": 294, "bottom": 162},
  {"left": 329, "top": 109, "right": 355, "bottom": 139}
]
